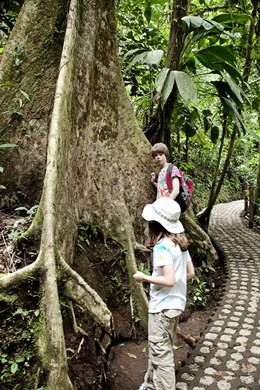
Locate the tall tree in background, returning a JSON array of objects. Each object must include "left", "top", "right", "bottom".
[
  {"left": 198, "top": 0, "right": 260, "bottom": 228},
  {"left": 143, "top": 0, "right": 189, "bottom": 145}
]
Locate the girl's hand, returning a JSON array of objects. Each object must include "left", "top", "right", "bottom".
[{"left": 133, "top": 271, "right": 145, "bottom": 283}]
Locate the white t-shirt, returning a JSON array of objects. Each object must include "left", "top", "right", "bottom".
[{"left": 149, "top": 237, "right": 191, "bottom": 313}]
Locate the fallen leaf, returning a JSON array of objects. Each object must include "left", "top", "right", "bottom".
[
  {"left": 242, "top": 363, "right": 257, "bottom": 373},
  {"left": 126, "top": 353, "right": 137, "bottom": 358},
  {"left": 173, "top": 345, "right": 184, "bottom": 350},
  {"left": 215, "top": 371, "right": 233, "bottom": 377}
]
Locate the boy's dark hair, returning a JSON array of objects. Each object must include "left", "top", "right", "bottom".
[{"left": 151, "top": 143, "right": 169, "bottom": 158}]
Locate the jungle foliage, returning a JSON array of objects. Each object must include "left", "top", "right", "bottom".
[{"left": 115, "top": 0, "right": 260, "bottom": 223}]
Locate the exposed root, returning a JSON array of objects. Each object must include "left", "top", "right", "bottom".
[
  {"left": 128, "top": 294, "right": 137, "bottom": 339},
  {"left": 0, "top": 254, "right": 41, "bottom": 289},
  {"left": 59, "top": 255, "right": 114, "bottom": 335},
  {"left": 69, "top": 301, "right": 89, "bottom": 336},
  {"left": 135, "top": 242, "right": 150, "bottom": 252}
]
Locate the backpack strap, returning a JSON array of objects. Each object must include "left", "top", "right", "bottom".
[{"left": 166, "top": 163, "right": 173, "bottom": 192}]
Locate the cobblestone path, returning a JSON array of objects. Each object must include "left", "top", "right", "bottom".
[{"left": 176, "top": 200, "right": 260, "bottom": 390}]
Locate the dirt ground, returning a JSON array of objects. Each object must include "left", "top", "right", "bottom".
[{"left": 105, "top": 304, "right": 217, "bottom": 390}]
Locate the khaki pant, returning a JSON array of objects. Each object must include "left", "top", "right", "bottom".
[{"left": 144, "top": 311, "right": 179, "bottom": 390}]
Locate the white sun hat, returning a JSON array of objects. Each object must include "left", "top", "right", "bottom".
[{"left": 142, "top": 197, "right": 184, "bottom": 233}]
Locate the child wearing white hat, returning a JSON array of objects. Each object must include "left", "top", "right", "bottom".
[{"left": 134, "top": 197, "right": 195, "bottom": 390}]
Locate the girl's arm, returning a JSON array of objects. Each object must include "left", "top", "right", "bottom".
[
  {"left": 133, "top": 264, "right": 175, "bottom": 287},
  {"left": 187, "top": 260, "right": 195, "bottom": 281}
]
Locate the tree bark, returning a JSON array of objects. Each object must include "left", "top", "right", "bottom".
[
  {"left": 143, "top": 0, "right": 189, "bottom": 145},
  {"left": 0, "top": 0, "right": 152, "bottom": 387},
  {"left": 198, "top": 127, "right": 237, "bottom": 230}
]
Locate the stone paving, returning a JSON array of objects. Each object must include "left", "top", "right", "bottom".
[{"left": 176, "top": 200, "right": 260, "bottom": 390}]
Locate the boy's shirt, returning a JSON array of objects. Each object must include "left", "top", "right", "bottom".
[{"left": 157, "top": 164, "right": 181, "bottom": 199}]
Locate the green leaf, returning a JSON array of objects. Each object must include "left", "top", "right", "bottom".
[
  {"left": 203, "top": 116, "right": 210, "bottom": 133},
  {"left": 221, "top": 63, "right": 243, "bottom": 83},
  {"left": 11, "top": 362, "right": 18, "bottom": 374},
  {"left": 212, "top": 80, "right": 243, "bottom": 107},
  {"left": 15, "top": 356, "right": 25, "bottom": 363},
  {"left": 15, "top": 206, "right": 29, "bottom": 212},
  {"left": 181, "top": 16, "right": 236, "bottom": 39},
  {"left": 211, "top": 125, "right": 219, "bottom": 144},
  {"left": 196, "top": 46, "right": 236, "bottom": 68},
  {"left": 221, "top": 97, "right": 245, "bottom": 134},
  {"left": 122, "top": 48, "right": 147, "bottom": 61},
  {"left": 1, "top": 81, "right": 18, "bottom": 88},
  {"left": 183, "top": 123, "right": 196, "bottom": 137},
  {"left": 190, "top": 108, "right": 200, "bottom": 123},
  {"left": 182, "top": 16, "right": 204, "bottom": 30},
  {"left": 203, "top": 109, "right": 212, "bottom": 117},
  {"left": 246, "top": 128, "right": 260, "bottom": 142},
  {"left": 19, "top": 89, "right": 30, "bottom": 101},
  {"left": 173, "top": 71, "right": 197, "bottom": 103},
  {"left": 126, "top": 51, "right": 149, "bottom": 70},
  {"left": 213, "top": 13, "right": 251, "bottom": 24},
  {"left": 161, "top": 70, "right": 175, "bottom": 104},
  {"left": 0, "top": 143, "right": 17, "bottom": 148},
  {"left": 150, "top": 0, "right": 168, "bottom": 3},
  {"left": 155, "top": 68, "right": 170, "bottom": 94},
  {"left": 125, "top": 49, "right": 163, "bottom": 70},
  {"left": 220, "top": 71, "right": 243, "bottom": 104},
  {"left": 207, "top": 20, "right": 236, "bottom": 40},
  {"left": 144, "top": 3, "right": 152, "bottom": 24},
  {"left": 145, "top": 49, "right": 164, "bottom": 66}
]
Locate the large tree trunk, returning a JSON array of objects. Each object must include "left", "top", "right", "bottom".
[{"left": 0, "top": 0, "right": 152, "bottom": 388}]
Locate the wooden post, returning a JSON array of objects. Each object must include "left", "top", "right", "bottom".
[
  {"left": 244, "top": 181, "right": 248, "bottom": 212},
  {"left": 248, "top": 182, "right": 254, "bottom": 229}
]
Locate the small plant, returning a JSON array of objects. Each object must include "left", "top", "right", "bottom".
[
  {"left": 5, "top": 205, "right": 38, "bottom": 241},
  {"left": 0, "top": 304, "right": 39, "bottom": 388},
  {"left": 200, "top": 260, "right": 215, "bottom": 274},
  {"left": 76, "top": 222, "right": 99, "bottom": 251},
  {"left": 12, "top": 44, "right": 26, "bottom": 81},
  {"left": 0, "top": 353, "right": 32, "bottom": 379},
  {"left": 1, "top": 81, "right": 30, "bottom": 118},
  {"left": 138, "top": 262, "right": 150, "bottom": 276},
  {"left": 189, "top": 276, "right": 210, "bottom": 308}
]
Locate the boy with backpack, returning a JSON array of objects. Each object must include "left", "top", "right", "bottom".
[
  {"left": 151, "top": 142, "right": 181, "bottom": 200},
  {"left": 150, "top": 143, "right": 193, "bottom": 213}
]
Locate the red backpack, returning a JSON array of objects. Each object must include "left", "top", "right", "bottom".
[{"left": 166, "top": 163, "right": 194, "bottom": 213}]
